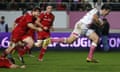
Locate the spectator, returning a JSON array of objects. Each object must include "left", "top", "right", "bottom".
[
  {"left": 0, "top": 16, "right": 8, "bottom": 32},
  {"left": 0, "top": 0, "right": 7, "bottom": 10},
  {"left": 49, "top": 0, "right": 56, "bottom": 10},
  {"left": 68, "top": 0, "right": 73, "bottom": 11},
  {"left": 103, "top": 0, "right": 107, "bottom": 2},
  {"left": 40, "top": 0, "right": 49, "bottom": 10},
  {"left": 111, "top": 0, "right": 120, "bottom": 11},
  {"left": 94, "top": 0, "right": 103, "bottom": 10},
  {"left": 27, "top": 0, "right": 35, "bottom": 10},
  {"left": 62, "top": 0, "right": 69, "bottom": 2},
  {"left": 83, "top": 0, "right": 92, "bottom": 11},
  {"left": 105, "top": 0, "right": 112, "bottom": 8},
  {"left": 56, "top": 2, "right": 66, "bottom": 10},
  {"left": 112, "top": 0, "right": 120, "bottom": 2},
  {"left": 72, "top": 0, "right": 81, "bottom": 11},
  {"left": 106, "top": 0, "right": 111, "bottom": 4},
  {"left": 9, "top": 0, "right": 18, "bottom": 10},
  {"left": 26, "top": 0, "right": 38, "bottom": 2},
  {"left": 18, "top": 0, "right": 27, "bottom": 10},
  {"left": 93, "top": 0, "right": 97, "bottom": 6},
  {"left": 56, "top": 0, "right": 62, "bottom": 2}
]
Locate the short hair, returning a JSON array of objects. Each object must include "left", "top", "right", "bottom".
[
  {"left": 101, "top": 4, "right": 112, "bottom": 10},
  {"left": 45, "top": 5, "right": 52, "bottom": 8},
  {"left": 1, "top": 16, "right": 5, "bottom": 19},
  {"left": 32, "top": 7, "right": 41, "bottom": 12}
]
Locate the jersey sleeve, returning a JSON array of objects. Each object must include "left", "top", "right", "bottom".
[{"left": 14, "top": 16, "right": 23, "bottom": 23}]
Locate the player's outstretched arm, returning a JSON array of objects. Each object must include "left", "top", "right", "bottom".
[
  {"left": 27, "top": 23, "right": 42, "bottom": 31},
  {"left": 93, "top": 14, "right": 103, "bottom": 26}
]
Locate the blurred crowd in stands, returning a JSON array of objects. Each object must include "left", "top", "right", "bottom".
[{"left": 0, "top": 0, "right": 120, "bottom": 11}]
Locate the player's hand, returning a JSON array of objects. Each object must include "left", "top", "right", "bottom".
[
  {"left": 43, "top": 26, "right": 48, "bottom": 30},
  {"left": 37, "top": 27, "right": 43, "bottom": 32}
]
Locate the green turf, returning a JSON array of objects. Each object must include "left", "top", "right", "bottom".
[{"left": 0, "top": 51, "right": 120, "bottom": 72}]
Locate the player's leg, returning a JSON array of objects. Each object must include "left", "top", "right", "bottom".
[
  {"left": 35, "top": 40, "right": 43, "bottom": 47},
  {"left": 38, "top": 23, "right": 82, "bottom": 61},
  {"left": 51, "top": 23, "right": 81, "bottom": 44},
  {"left": 17, "top": 36, "right": 34, "bottom": 65},
  {"left": 0, "top": 57, "right": 19, "bottom": 69},
  {"left": 1, "top": 42, "right": 16, "bottom": 58},
  {"left": 22, "top": 36, "right": 34, "bottom": 49},
  {"left": 28, "top": 48, "right": 35, "bottom": 57},
  {"left": 38, "top": 37, "right": 51, "bottom": 61},
  {"left": 21, "top": 36, "right": 34, "bottom": 56},
  {"left": 86, "top": 30, "right": 99, "bottom": 63},
  {"left": 5, "top": 58, "right": 19, "bottom": 69},
  {"left": 50, "top": 33, "right": 78, "bottom": 44},
  {"left": 7, "top": 50, "right": 16, "bottom": 64}
]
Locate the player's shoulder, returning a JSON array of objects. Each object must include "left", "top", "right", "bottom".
[
  {"left": 15, "top": 16, "right": 22, "bottom": 22},
  {"left": 51, "top": 13, "right": 54, "bottom": 16},
  {"left": 89, "top": 8, "right": 98, "bottom": 12},
  {"left": 87, "top": 8, "right": 98, "bottom": 15}
]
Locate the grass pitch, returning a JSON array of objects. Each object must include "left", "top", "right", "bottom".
[{"left": 0, "top": 50, "right": 120, "bottom": 72}]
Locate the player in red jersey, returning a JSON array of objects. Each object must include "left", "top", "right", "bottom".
[
  {"left": 1, "top": 7, "right": 42, "bottom": 66},
  {"left": 35, "top": 5, "right": 54, "bottom": 61},
  {"left": 12, "top": 12, "right": 35, "bottom": 58},
  {"left": 12, "top": 16, "right": 24, "bottom": 31},
  {"left": 0, "top": 57, "right": 19, "bottom": 69}
]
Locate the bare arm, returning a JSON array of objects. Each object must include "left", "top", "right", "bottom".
[
  {"left": 35, "top": 18, "right": 44, "bottom": 28},
  {"left": 35, "top": 18, "right": 49, "bottom": 31},
  {"left": 93, "top": 14, "right": 103, "bottom": 26},
  {"left": 27, "top": 23, "right": 42, "bottom": 31}
]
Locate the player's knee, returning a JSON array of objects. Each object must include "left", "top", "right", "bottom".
[
  {"left": 35, "top": 41, "right": 42, "bottom": 47},
  {"left": 23, "top": 37, "right": 34, "bottom": 47},
  {"left": 27, "top": 41, "right": 34, "bottom": 48},
  {"left": 35, "top": 40, "right": 43, "bottom": 47},
  {"left": 42, "top": 38, "right": 51, "bottom": 47},
  {"left": 35, "top": 42, "right": 40, "bottom": 47},
  {"left": 93, "top": 35, "right": 99, "bottom": 44}
]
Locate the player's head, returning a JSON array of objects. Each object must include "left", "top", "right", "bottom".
[
  {"left": 46, "top": 5, "right": 53, "bottom": 13},
  {"left": 31, "top": 7, "right": 41, "bottom": 17},
  {"left": 0, "top": 16, "right": 5, "bottom": 23},
  {"left": 101, "top": 4, "right": 111, "bottom": 16}
]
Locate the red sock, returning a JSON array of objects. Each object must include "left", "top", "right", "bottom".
[
  {"left": 17, "top": 47, "right": 25, "bottom": 57},
  {"left": 17, "top": 45, "right": 30, "bottom": 57},
  {"left": 39, "top": 48, "right": 47, "bottom": 60},
  {"left": 87, "top": 45, "right": 96, "bottom": 60}
]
